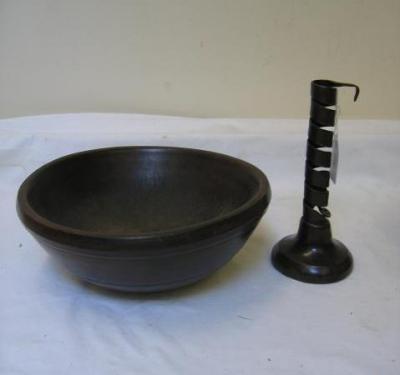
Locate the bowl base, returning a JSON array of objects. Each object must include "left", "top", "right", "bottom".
[{"left": 81, "top": 272, "right": 212, "bottom": 293}]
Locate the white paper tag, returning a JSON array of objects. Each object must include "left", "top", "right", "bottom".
[{"left": 330, "top": 106, "right": 340, "bottom": 184}]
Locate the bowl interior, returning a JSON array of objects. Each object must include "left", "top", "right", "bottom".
[{"left": 26, "top": 148, "right": 263, "bottom": 235}]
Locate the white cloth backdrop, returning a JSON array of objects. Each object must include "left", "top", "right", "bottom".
[{"left": 0, "top": 114, "right": 399, "bottom": 375}]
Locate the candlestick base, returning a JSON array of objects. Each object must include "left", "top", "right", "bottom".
[{"left": 271, "top": 219, "right": 353, "bottom": 283}]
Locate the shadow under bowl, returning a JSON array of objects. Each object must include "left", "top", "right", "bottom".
[{"left": 17, "top": 146, "right": 271, "bottom": 292}]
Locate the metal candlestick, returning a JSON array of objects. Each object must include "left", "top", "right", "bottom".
[{"left": 271, "top": 79, "right": 360, "bottom": 283}]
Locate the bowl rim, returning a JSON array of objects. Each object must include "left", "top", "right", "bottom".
[{"left": 17, "top": 146, "right": 271, "bottom": 247}]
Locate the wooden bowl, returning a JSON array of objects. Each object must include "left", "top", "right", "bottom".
[{"left": 17, "top": 147, "right": 271, "bottom": 292}]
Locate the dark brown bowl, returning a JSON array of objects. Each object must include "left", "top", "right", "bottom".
[{"left": 17, "top": 147, "right": 271, "bottom": 292}]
